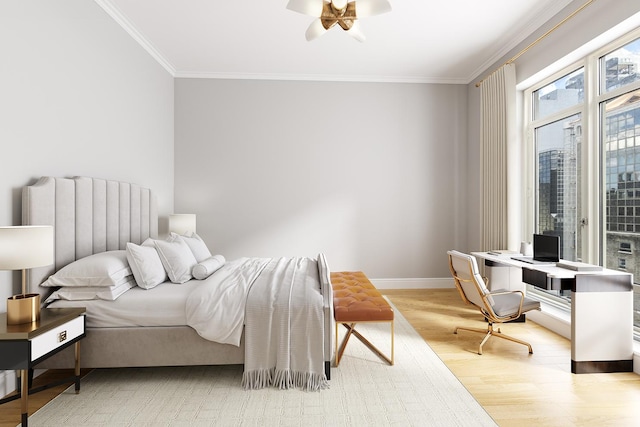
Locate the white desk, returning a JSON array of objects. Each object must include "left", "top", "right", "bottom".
[{"left": 472, "top": 252, "right": 634, "bottom": 374}]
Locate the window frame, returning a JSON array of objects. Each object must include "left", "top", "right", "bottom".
[{"left": 522, "top": 27, "right": 640, "bottom": 324}]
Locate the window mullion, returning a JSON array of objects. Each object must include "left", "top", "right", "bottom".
[{"left": 583, "top": 54, "right": 599, "bottom": 264}]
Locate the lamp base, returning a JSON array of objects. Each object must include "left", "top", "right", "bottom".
[{"left": 7, "top": 293, "right": 41, "bottom": 325}]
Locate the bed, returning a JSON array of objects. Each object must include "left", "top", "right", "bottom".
[{"left": 21, "top": 176, "right": 334, "bottom": 390}]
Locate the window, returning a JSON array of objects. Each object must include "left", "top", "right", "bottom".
[
  {"left": 532, "top": 71, "right": 584, "bottom": 263},
  {"left": 534, "top": 69, "right": 584, "bottom": 119},
  {"left": 619, "top": 258, "right": 627, "bottom": 269},
  {"left": 601, "top": 42, "right": 640, "bottom": 92},
  {"left": 525, "top": 31, "right": 640, "bottom": 338}
]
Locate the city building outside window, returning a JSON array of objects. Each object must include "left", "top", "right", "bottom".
[{"left": 525, "top": 31, "right": 640, "bottom": 338}]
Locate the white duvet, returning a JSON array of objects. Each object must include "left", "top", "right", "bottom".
[
  {"left": 187, "top": 255, "right": 328, "bottom": 390},
  {"left": 185, "top": 257, "right": 270, "bottom": 345}
]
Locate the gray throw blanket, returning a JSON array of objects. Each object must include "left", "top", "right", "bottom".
[{"left": 241, "top": 256, "right": 329, "bottom": 391}]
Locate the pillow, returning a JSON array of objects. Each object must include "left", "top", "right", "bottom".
[
  {"left": 174, "top": 232, "right": 212, "bottom": 263},
  {"left": 44, "top": 277, "right": 136, "bottom": 303},
  {"left": 152, "top": 236, "right": 198, "bottom": 284},
  {"left": 43, "top": 250, "right": 132, "bottom": 287},
  {"left": 126, "top": 240, "right": 168, "bottom": 289},
  {"left": 192, "top": 255, "right": 226, "bottom": 280}
]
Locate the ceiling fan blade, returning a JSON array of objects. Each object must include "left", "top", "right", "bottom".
[
  {"left": 347, "top": 20, "right": 366, "bottom": 42},
  {"left": 355, "top": 0, "right": 391, "bottom": 17},
  {"left": 286, "top": 0, "right": 326, "bottom": 16},
  {"left": 305, "top": 19, "right": 328, "bottom": 41}
]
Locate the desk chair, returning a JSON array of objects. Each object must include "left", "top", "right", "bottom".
[{"left": 447, "top": 250, "right": 541, "bottom": 354}]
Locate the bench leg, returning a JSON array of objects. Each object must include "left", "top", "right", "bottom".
[
  {"left": 335, "top": 321, "right": 394, "bottom": 366},
  {"left": 335, "top": 322, "right": 357, "bottom": 366}
]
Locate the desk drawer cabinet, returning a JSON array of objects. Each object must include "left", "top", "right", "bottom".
[{"left": 31, "top": 315, "right": 84, "bottom": 361}]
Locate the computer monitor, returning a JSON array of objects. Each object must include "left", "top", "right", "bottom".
[{"left": 533, "top": 234, "right": 560, "bottom": 262}]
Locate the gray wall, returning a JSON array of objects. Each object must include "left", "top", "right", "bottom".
[
  {"left": 175, "top": 79, "right": 468, "bottom": 278},
  {"left": 0, "top": 1, "right": 175, "bottom": 303}
]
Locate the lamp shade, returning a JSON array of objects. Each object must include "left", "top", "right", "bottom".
[
  {"left": 0, "top": 225, "right": 54, "bottom": 270},
  {"left": 169, "top": 214, "right": 196, "bottom": 235}
]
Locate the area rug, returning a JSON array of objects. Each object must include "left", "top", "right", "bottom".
[{"left": 25, "top": 306, "right": 496, "bottom": 426}]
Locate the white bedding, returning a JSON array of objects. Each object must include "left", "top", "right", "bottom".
[
  {"left": 186, "top": 257, "right": 270, "bottom": 345},
  {"left": 48, "top": 257, "right": 271, "bottom": 331},
  {"left": 48, "top": 280, "right": 202, "bottom": 328}
]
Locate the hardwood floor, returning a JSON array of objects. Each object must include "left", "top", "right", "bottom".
[
  {"left": 383, "top": 289, "right": 640, "bottom": 427},
  {"left": 0, "top": 369, "right": 92, "bottom": 427},
  {"left": 2, "top": 289, "right": 640, "bottom": 426}
]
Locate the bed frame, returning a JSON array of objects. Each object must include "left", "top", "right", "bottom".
[{"left": 22, "top": 176, "right": 333, "bottom": 376}]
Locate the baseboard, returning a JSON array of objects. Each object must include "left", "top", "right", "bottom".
[
  {"left": 370, "top": 277, "right": 454, "bottom": 290},
  {"left": 526, "top": 305, "right": 571, "bottom": 340}
]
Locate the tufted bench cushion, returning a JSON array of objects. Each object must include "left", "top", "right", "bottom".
[
  {"left": 331, "top": 271, "right": 394, "bottom": 366},
  {"left": 332, "top": 271, "right": 394, "bottom": 322}
]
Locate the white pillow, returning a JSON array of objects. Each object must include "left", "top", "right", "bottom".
[
  {"left": 44, "top": 277, "right": 136, "bottom": 302},
  {"left": 192, "top": 255, "right": 226, "bottom": 280},
  {"left": 126, "top": 240, "right": 167, "bottom": 289},
  {"left": 174, "top": 232, "right": 212, "bottom": 263},
  {"left": 152, "top": 236, "right": 198, "bottom": 284},
  {"left": 43, "top": 250, "right": 132, "bottom": 287}
]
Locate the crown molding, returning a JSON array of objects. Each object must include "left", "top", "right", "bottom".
[
  {"left": 466, "top": 0, "right": 574, "bottom": 84},
  {"left": 174, "top": 70, "right": 468, "bottom": 85},
  {"left": 95, "top": 0, "right": 176, "bottom": 76}
]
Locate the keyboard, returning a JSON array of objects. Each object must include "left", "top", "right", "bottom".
[{"left": 511, "top": 256, "right": 556, "bottom": 265}]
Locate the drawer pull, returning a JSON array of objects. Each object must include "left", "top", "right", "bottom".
[{"left": 58, "top": 330, "right": 67, "bottom": 342}]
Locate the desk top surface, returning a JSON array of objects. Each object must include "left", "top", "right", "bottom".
[{"left": 471, "top": 251, "right": 630, "bottom": 279}]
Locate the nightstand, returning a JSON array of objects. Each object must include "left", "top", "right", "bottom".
[{"left": 0, "top": 307, "right": 86, "bottom": 427}]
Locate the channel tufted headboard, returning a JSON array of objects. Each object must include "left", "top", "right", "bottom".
[{"left": 22, "top": 176, "right": 158, "bottom": 298}]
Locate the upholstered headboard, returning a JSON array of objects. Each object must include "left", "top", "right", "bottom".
[{"left": 22, "top": 176, "right": 158, "bottom": 297}]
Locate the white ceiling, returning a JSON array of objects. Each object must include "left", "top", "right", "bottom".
[{"left": 97, "top": 0, "right": 575, "bottom": 84}]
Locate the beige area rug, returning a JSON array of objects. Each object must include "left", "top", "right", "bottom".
[{"left": 25, "top": 307, "right": 496, "bottom": 427}]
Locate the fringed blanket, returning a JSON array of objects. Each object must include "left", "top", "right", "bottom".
[
  {"left": 186, "top": 256, "right": 328, "bottom": 391},
  {"left": 242, "top": 256, "right": 328, "bottom": 391}
]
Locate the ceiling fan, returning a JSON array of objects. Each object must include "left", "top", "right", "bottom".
[{"left": 286, "top": 0, "right": 392, "bottom": 42}]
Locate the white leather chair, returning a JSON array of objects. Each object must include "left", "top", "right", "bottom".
[{"left": 447, "top": 250, "right": 541, "bottom": 354}]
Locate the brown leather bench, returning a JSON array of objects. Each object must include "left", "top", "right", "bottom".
[{"left": 331, "top": 271, "right": 394, "bottom": 366}]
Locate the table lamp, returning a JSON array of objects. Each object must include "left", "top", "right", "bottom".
[
  {"left": 169, "top": 214, "right": 196, "bottom": 235},
  {"left": 0, "top": 225, "right": 54, "bottom": 324}
]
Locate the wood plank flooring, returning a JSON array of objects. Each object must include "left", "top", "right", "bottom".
[
  {"left": 0, "top": 369, "right": 92, "bottom": 427},
  {"left": 2, "top": 289, "right": 640, "bottom": 426},
  {"left": 383, "top": 289, "right": 640, "bottom": 427}
]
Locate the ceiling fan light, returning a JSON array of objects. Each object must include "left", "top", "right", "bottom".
[
  {"left": 347, "top": 20, "right": 366, "bottom": 42},
  {"left": 331, "top": 0, "right": 348, "bottom": 10},
  {"left": 290, "top": 0, "right": 389, "bottom": 41},
  {"left": 286, "top": 0, "right": 324, "bottom": 16},
  {"left": 305, "top": 18, "right": 329, "bottom": 41}
]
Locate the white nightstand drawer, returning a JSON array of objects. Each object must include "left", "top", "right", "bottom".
[{"left": 31, "top": 315, "right": 84, "bottom": 361}]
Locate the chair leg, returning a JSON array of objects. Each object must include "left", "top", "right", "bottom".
[
  {"left": 455, "top": 326, "right": 492, "bottom": 355},
  {"left": 492, "top": 329, "right": 534, "bottom": 354},
  {"left": 454, "top": 323, "right": 533, "bottom": 354}
]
